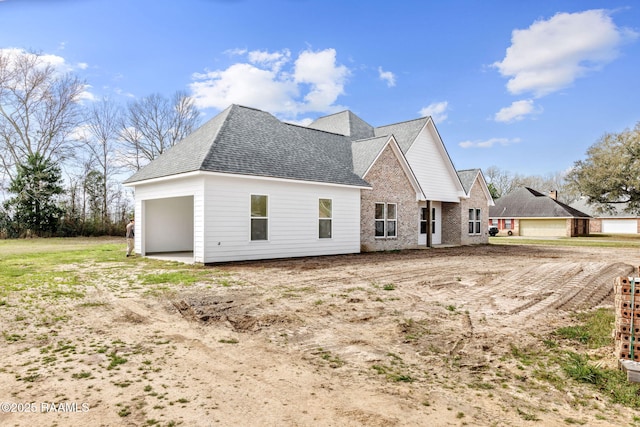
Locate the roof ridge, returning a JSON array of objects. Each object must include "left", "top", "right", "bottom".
[{"left": 376, "top": 116, "right": 429, "bottom": 130}]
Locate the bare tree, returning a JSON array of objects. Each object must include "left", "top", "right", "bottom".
[
  {"left": 119, "top": 91, "right": 200, "bottom": 170},
  {"left": 82, "top": 97, "right": 122, "bottom": 225},
  {"left": 485, "top": 165, "right": 575, "bottom": 203},
  {"left": 484, "top": 166, "right": 516, "bottom": 198},
  {"left": 0, "top": 49, "right": 85, "bottom": 180}
]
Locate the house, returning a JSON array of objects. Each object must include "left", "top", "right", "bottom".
[
  {"left": 124, "top": 104, "right": 493, "bottom": 263},
  {"left": 489, "top": 187, "right": 590, "bottom": 237},
  {"left": 570, "top": 198, "right": 640, "bottom": 234}
]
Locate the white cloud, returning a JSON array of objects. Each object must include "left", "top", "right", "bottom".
[
  {"left": 459, "top": 137, "right": 521, "bottom": 149},
  {"left": 494, "top": 99, "right": 542, "bottom": 122},
  {"left": 0, "top": 47, "right": 89, "bottom": 74},
  {"left": 77, "top": 84, "right": 96, "bottom": 103},
  {"left": 190, "top": 48, "right": 349, "bottom": 117},
  {"left": 418, "top": 101, "right": 449, "bottom": 123},
  {"left": 378, "top": 67, "right": 396, "bottom": 87},
  {"left": 493, "top": 9, "right": 638, "bottom": 97}
]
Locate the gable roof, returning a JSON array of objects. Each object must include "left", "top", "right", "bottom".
[
  {"left": 457, "top": 169, "right": 495, "bottom": 206},
  {"left": 351, "top": 135, "right": 390, "bottom": 178},
  {"left": 352, "top": 135, "right": 424, "bottom": 200},
  {"left": 489, "top": 187, "right": 590, "bottom": 218},
  {"left": 457, "top": 169, "right": 480, "bottom": 195},
  {"left": 374, "top": 117, "right": 429, "bottom": 153},
  {"left": 125, "top": 105, "right": 370, "bottom": 188}
]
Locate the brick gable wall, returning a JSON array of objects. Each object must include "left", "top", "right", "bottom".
[
  {"left": 459, "top": 175, "right": 490, "bottom": 245},
  {"left": 360, "top": 145, "right": 419, "bottom": 252}
]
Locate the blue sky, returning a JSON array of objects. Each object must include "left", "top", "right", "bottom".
[{"left": 1, "top": 0, "right": 639, "bottom": 177}]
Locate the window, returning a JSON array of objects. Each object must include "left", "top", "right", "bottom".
[
  {"left": 432, "top": 207, "right": 436, "bottom": 234},
  {"left": 505, "top": 218, "right": 512, "bottom": 230},
  {"left": 420, "top": 208, "right": 427, "bottom": 234},
  {"left": 251, "top": 194, "right": 268, "bottom": 240},
  {"left": 375, "top": 203, "right": 397, "bottom": 238},
  {"left": 319, "top": 198, "right": 332, "bottom": 239},
  {"left": 468, "top": 208, "right": 481, "bottom": 235}
]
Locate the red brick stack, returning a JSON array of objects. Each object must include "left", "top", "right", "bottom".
[{"left": 614, "top": 276, "right": 640, "bottom": 361}]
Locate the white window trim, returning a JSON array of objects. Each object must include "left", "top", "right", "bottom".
[
  {"left": 318, "top": 198, "right": 332, "bottom": 239},
  {"left": 375, "top": 202, "right": 397, "bottom": 239},
  {"left": 468, "top": 208, "right": 481, "bottom": 235},
  {"left": 250, "top": 194, "right": 269, "bottom": 242}
]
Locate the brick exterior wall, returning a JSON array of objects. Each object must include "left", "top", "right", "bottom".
[
  {"left": 360, "top": 145, "right": 419, "bottom": 252},
  {"left": 441, "top": 202, "right": 460, "bottom": 245},
  {"left": 459, "top": 175, "right": 490, "bottom": 245}
]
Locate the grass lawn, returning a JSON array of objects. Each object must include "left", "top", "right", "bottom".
[{"left": 490, "top": 233, "right": 640, "bottom": 248}]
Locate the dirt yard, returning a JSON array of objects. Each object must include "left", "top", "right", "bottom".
[{"left": 1, "top": 243, "right": 640, "bottom": 426}]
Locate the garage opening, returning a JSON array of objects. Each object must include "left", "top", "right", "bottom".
[
  {"left": 602, "top": 219, "right": 638, "bottom": 234},
  {"left": 143, "top": 196, "right": 194, "bottom": 257}
]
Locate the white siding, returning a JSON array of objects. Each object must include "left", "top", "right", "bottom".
[
  {"left": 132, "top": 176, "right": 205, "bottom": 262},
  {"left": 202, "top": 175, "right": 361, "bottom": 263},
  {"left": 406, "top": 127, "right": 463, "bottom": 202}
]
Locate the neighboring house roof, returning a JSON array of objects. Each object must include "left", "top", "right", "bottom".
[
  {"left": 570, "top": 198, "right": 640, "bottom": 218},
  {"left": 125, "top": 105, "right": 370, "bottom": 187},
  {"left": 489, "top": 187, "right": 590, "bottom": 218},
  {"left": 457, "top": 169, "right": 495, "bottom": 206}
]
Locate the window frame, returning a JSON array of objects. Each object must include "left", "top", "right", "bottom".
[
  {"left": 318, "top": 198, "right": 332, "bottom": 239},
  {"left": 250, "top": 194, "right": 269, "bottom": 241},
  {"left": 468, "top": 208, "right": 481, "bottom": 235},
  {"left": 375, "top": 202, "right": 397, "bottom": 239}
]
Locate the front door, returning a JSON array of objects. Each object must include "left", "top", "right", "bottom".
[
  {"left": 431, "top": 202, "right": 441, "bottom": 245},
  {"left": 419, "top": 202, "right": 442, "bottom": 245}
]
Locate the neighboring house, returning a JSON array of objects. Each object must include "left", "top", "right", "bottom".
[
  {"left": 124, "top": 104, "right": 493, "bottom": 263},
  {"left": 489, "top": 187, "right": 590, "bottom": 237},
  {"left": 570, "top": 198, "right": 640, "bottom": 234}
]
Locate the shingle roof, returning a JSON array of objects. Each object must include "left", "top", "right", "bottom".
[
  {"left": 125, "top": 105, "right": 370, "bottom": 187},
  {"left": 351, "top": 136, "right": 391, "bottom": 178},
  {"left": 308, "top": 110, "right": 374, "bottom": 140},
  {"left": 457, "top": 169, "right": 480, "bottom": 195},
  {"left": 489, "top": 187, "right": 590, "bottom": 218},
  {"left": 374, "top": 118, "right": 428, "bottom": 153}
]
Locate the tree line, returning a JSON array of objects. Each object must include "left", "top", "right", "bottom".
[
  {"left": 0, "top": 50, "right": 200, "bottom": 238},
  {"left": 1, "top": 50, "right": 638, "bottom": 238}
]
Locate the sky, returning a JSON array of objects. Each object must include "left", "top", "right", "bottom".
[{"left": 1, "top": 0, "right": 639, "bottom": 178}]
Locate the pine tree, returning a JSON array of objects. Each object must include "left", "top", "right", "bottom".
[{"left": 4, "top": 153, "right": 64, "bottom": 236}]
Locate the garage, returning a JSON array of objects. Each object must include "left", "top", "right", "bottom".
[
  {"left": 143, "top": 195, "right": 194, "bottom": 254},
  {"left": 602, "top": 219, "right": 638, "bottom": 234},
  {"left": 519, "top": 219, "right": 567, "bottom": 237}
]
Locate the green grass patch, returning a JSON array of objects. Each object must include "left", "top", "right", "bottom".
[
  {"left": 554, "top": 308, "right": 614, "bottom": 348},
  {"left": 107, "top": 352, "right": 128, "bottom": 370},
  {"left": 139, "top": 270, "right": 206, "bottom": 286},
  {"left": 508, "top": 307, "right": 640, "bottom": 410},
  {"left": 490, "top": 234, "right": 640, "bottom": 248}
]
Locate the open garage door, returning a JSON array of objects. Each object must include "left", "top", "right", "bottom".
[
  {"left": 143, "top": 196, "right": 194, "bottom": 254},
  {"left": 602, "top": 219, "right": 638, "bottom": 234},
  {"left": 519, "top": 219, "right": 566, "bottom": 237}
]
